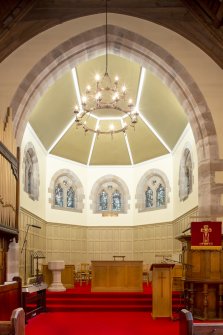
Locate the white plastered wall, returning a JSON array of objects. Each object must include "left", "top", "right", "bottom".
[
  {"left": 20, "top": 123, "right": 198, "bottom": 226},
  {"left": 172, "top": 124, "right": 198, "bottom": 219},
  {"left": 20, "top": 123, "right": 46, "bottom": 219}
]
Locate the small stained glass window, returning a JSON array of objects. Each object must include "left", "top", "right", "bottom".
[
  {"left": 67, "top": 187, "right": 75, "bottom": 208},
  {"left": 145, "top": 186, "right": 153, "bottom": 208},
  {"left": 112, "top": 190, "right": 121, "bottom": 211},
  {"left": 156, "top": 184, "right": 165, "bottom": 207},
  {"left": 55, "top": 183, "right": 63, "bottom": 207},
  {"left": 27, "top": 166, "right": 32, "bottom": 195},
  {"left": 99, "top": 190, "right": 108, "bottom": 211}
]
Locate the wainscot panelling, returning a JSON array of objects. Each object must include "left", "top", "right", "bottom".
[{"left": 19, "top": 206, "right": 201, "bottom": 283}]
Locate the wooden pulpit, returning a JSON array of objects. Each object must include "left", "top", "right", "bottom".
[{"left": 150, "top": 263, "right": 174, "bottom": 319}]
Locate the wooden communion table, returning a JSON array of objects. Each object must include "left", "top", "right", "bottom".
[{"left": 91, "top": 260, "right": 143, "bottom": 292}]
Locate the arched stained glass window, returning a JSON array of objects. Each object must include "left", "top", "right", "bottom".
[
  {"left": 67, "top": 187, "right": 75, "bottom": 208},
  {"left": 23, "top": 142, "right": 40, "bottom": 201},
  {"left": 156, "top": 184, "right": 165, "bottom": 207},
  {"left": 112, "top": 190, "right": 121, "bottom": 211},
  {"left": 145, "top": 186, "right": 153, "bottom": 208},
  {"left": 55, "top": 183, "right": 63, "bottom": 207},
  {"left": 179, "top": 147, "right": 193, "bottom": 201},
  {"left": 90, "top": 176, "right": 129, "bottom": 215},
  {"left": 49, "top": 170, "right": 84, "bottom": 212},
  {"left": 99, "top": 190, "right": 108, "bottom": 211},
  {"left": 136, "top": 170, "right": 170, "bottom": 212}
]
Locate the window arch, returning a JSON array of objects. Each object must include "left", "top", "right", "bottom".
[
  {"left": 90, "top": 175, "right": 130, "bottom": 215},
  {"left": 179, "top": 146, "right": 193, "bottom": 201},
  {"left": 136, "top": 169, "right": 170, "bottom": 212},
  {"left": 22, "top": 142, "right": 39, "bottom": 201},
  {"left": 49, "top": 169, "right": 84, "bottom": 212}
]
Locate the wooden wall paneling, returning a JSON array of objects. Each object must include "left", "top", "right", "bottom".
[
  {"left": 19, "top": 207, "right": 200, "bottom": 282},
  {"left": 210, "top": 252, "right": 220, "bottom": 279}
]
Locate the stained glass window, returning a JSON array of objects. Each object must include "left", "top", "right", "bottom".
[
  {"left": 156, "top": 184, "right": 165, "bottom": 207},
  {"left": 55, "top": 183, "right": 63, "bottom": 207},
  {"left": 145, "top": 186, "right": 153, "bottom": 208},
  {"left": 67, "top": 187, "right": 75, "bottom": 208},
  {"left": 27, "top": 166, "right": 32, "bottom": 194},
  {"left": 51, "top": 171, "right": 84, "bottom": 212},
  {"left": 179, "top": 148, "right": 193, "bottom": 201},
  {"left": 112, "top": 190, "right": 121, "bottom": 211},
  {"left": 99, "top": 190, "right": 108, "bottom": 211}
]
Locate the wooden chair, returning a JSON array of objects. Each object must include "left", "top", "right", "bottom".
[
  {"left": 76, "top": 263, "right": 90, "bottom": 286},
  {"left": 0, "top": 308, "right": 25, "bottom": 335},
  {"left": 142, "top": 263, "right": 150, "bottom": 285}
]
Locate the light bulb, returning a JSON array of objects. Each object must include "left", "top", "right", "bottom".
[
  {"left": 110, "top": 124, "right": 114, "bottom": 131},
  {"left": 128, "top": 98, "right": 133, "bottom": 107},
  {"left": 95, "top": 92, "right": 102, "bottom": 101},
  {"left": 74, "top": 105, "right": 79, "bottom": 113},
  {"left": 122, "top": 85, "right": 126, "bottom": 93},
  {"left": 95, "top": 74, "right": 100, "bottom": 82},
  {"left": 86, "top": 85, "right": 91, "bottom": 93},
  {"left": 82, "top": 96, "right": 87, "bottom": 104},
  {"left": 114, "top": 76, "right": 119, "bottom": 83}
]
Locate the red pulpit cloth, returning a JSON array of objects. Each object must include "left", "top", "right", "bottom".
[{"left": 191, "top": 221, "right": 222, "bottom": 250}]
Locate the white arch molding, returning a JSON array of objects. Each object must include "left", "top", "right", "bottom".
[{"left": 10, "top": 25, "right": 223, "bottom": 216}]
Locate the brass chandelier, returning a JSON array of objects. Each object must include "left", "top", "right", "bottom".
[{"left": 73, "top": 0, "right": 138, "bottom": 135}]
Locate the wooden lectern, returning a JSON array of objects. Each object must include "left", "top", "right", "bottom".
[{"left": 150, "top": 263, "right": 174, "bottom": 319}]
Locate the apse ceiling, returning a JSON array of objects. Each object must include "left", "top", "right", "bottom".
[{"left": 29, "top": 54, "right": 188, "bottom": 165}]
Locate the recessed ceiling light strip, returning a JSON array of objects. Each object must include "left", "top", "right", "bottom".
[
  {"left": 47, "top": 67, "right": 83, "bottom": 153},
  {"left": 121, "top": 119, "right": 134, "bottom": 165},
  {"left": 136, "top": 67, "right": 146, "bottom": 107},
  {"left": 139, "top": 112, "right": 171, "bottom": 152},
  {"left": 72, "top": 67, "right": 83, "bottom": 110},
  {"left": 87, "top": 119, "right": 100, "bottom": 165},
  {"left": 135, "top": 67, "right": 171, "bottom": 153},
  {"left": 47, "top": 117, "right": 75, "bottom": 153}
]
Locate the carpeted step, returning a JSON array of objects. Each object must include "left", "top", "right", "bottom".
[
  {"left": 47, "top": 298, "right": 151, "bottom": 306},
  {"left": 45, "top": 285, "right": 185, "bottom": 313}
]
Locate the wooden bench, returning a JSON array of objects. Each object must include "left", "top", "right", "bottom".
[
  {"left": 180, "top": 309, "right": 223, "bottom": 335},
  {"left": 0, "top": 308, "right": 25, "bottom": 335}
]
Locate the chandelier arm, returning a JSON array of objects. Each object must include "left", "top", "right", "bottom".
[{"left": 82, "top": 126, "right": 128, "bottom": 135}]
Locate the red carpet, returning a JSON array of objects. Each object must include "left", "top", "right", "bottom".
[
  {"left": 25, "top": 283, "right": 182, "bottom": 334},
  {"left": 46, "top": 283, "right": 184, "bottom": 313},
  {"left": 25, "top": 311, "right": 179, "bottom": 335}
]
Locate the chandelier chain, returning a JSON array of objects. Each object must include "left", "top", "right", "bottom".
[{"left": 73, "top": 0, "right": 138, "bottom": 135}]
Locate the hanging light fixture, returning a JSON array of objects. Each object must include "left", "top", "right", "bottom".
[{"left": 73, "top": 0, "right": 138, "bottom": 135}]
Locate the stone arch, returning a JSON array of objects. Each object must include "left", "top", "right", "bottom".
[
  {"left": 11, "top": 24, "right": 223, "bottom": 216},
  {"left": 136, "top": 169, "right": 171, "bottom": 212},
  {"left": 48, "top": 169, "right": 84, "bottom": 212},
  {"left": 90, "top": 174, "right": 130, "bottom": 214}
]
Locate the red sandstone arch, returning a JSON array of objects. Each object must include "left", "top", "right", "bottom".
[{"left": 10, "top": 24, "right": 223, "bottom": 216}]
